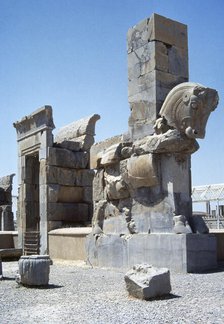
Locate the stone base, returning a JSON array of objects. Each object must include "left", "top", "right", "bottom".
[
  {"left": 49, "top": 227, "right": 92, "bottom": 260},
  {"left": 86, "top": 233, "right": 217, "bottom": 273}
]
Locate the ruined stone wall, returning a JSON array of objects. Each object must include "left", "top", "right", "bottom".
[
  {"left": 47, "top": 114, "right": 100, "bottom": 230},
  {"left": 0, "top": 174, "right": 15, "bottom": 231}
]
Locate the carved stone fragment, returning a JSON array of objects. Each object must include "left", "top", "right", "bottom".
[
  {"left": 101, "top": 143, "right": 122, "bottom": 166},
  {"left": 133, "top": 129, "right": 199, "bottom": 155},
  {"left": 127, "top": 154, "right": 158, "bottom": 188},
  {"left": 173, "top": 214, "right": 192, "bottom": 234},
  {"left": 105, "top": 174, "right": 129, "bottom": 200}
]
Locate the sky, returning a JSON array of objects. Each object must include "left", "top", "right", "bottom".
[{"left": 0, "top": 0, "right": 223, "bottom": 196}]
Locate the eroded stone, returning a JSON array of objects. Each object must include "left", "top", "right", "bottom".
[{"left": 124, "top": 264, "right": 171, "bottom": 300}]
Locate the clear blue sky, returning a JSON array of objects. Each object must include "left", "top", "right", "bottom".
[{"left": 0, "top": 0, "right": 223, "bottom": 194}]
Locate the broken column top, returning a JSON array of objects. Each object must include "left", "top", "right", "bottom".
[
  {"left": 127, "top": 13, "right": 189, "bottom": 141},
  {"left": 127, "top": 13, "right": 188, "bottom": 53},
  {"left": 13, "top": 106, "right": 55, "bottom": 141}
]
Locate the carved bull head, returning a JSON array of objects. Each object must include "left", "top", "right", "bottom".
[{"left": 159, "top": 82, "right": 219, "bottom": 139}]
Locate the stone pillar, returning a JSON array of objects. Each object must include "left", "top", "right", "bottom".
[{"left": 127, "top": 13, "right": 188, "bottom": 140}]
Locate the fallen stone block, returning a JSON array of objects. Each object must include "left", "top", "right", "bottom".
[{"left": 124, "top": 264, "right": 171, "bottom": 300}]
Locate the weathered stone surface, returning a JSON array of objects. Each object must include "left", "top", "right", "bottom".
[
  {"left": 48, "top": 147, "right": 89, "bottom": 169},
  {"left": 54, "top": 134, "right": 95, "bottom": 152},
  {"left": 105, "top": 174, "right": 129, "bottom": 200},
  {"left": 92, "top": 200, "right": 107, "bottom": 233},
  {"left": 189, "top": 214, "right": 209, "bottom": 234},
  {"left": 124, "top": 264, "right": 171, "bottom": 300},
  {"left": 48, "top": 184, "right": 85, "bottom": 203},
  {"left": 46, "top": 166, "right": 94, "bottom": 187},
  {"left": 54, "top": 114, "right": 100, "bottom": 142},
  {"left": 86, "top": 233, "right": 217, "bottom": 272},
  {"left": 48, "top": 202, "right": 89, "bottom": 222},
  {"left": 127, "top": 14, "right": 187, "bottom": 53},
  {"left": 17, "top": 255, "right": 51, "bottom": 286},
  {"left": 133, "top": 130, "right": 199, "bottom": 155},
  {"left": 0, "top": 174, "right": 15, "bottom": 231},
  {"left": 101, "top": 143, "right": 122, "bottom": 166},
  {"left": 90, "top": 135, "right": 122, "bottom": 169},
  {"left": 0, "top": 259, "right": 2, "bottom": 279},
  {"left": 127, "top": 154, "right": 158, "bottom": 188},
  {"left": 0, "top": 205, "right": 14, "bottom": 231},
  {"left": 173, "top": 214, "right": 192, "bottom": 234},
  {"left": 93, "top": 169, "right": 105, "bottom": 202},
  {"left": 0, "top": 174, "right": 15, "bottom": 192}
]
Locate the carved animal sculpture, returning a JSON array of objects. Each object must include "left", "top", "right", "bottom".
[{"left": 158, "top": 82, "right": 219, "bottom": 138}]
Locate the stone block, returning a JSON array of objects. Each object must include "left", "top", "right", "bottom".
[
  {"left": 127, "top": 14, "right": 187, "bottom": 53},
  {"left": 83, "top": 187, "right": 93, "bottom": 204},
  {"left": 54, "top": 134, "right": 95, "bottom": 152},
  {"left": 49, "top": 227, "right": 92, "bottom": 260},
  {"left": 48, "top": 147, "right": 89, "bottom": 169},
  {"left": 101, "top": 143, "right": 123, "bottom": 166},
  {"left": 48, "top": 202, "right": 89, "bottom": 222},
  {"left": 124, "top": 264, "right": 171, "bottom": 300},
  {"left": 90, "top": 135, "right": 122, "bottom": 169},
  {"left": 150, "top": 13, "right": 188, "bottom": 49},
  {"left": 48, "top": 184, "right": 84, "bottom": 203},
  {"left": 17, "top": 255, "right": 51, "bottom": 286},
  {"left": 86, "top": 233, "right": 217, "bottom": 273},
  {"left": 46, "top": 166, "right": 94, "bottom": 187}
]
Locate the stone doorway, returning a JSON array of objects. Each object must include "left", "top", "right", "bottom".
[{"left": 24, "top": 153, "right": 40, "bottom": 255}]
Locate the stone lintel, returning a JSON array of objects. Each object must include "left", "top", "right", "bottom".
[{"left": 13, "top": 106, "right": 55, "bottom": 141}]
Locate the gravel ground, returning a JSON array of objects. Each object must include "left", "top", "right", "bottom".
[{"left": 0, "top": 260, "right": 224, "bottom": 324}]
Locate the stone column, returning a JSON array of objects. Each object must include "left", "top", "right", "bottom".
[{"left": 127, "top": 13, "right": 188, "bottom": 140}]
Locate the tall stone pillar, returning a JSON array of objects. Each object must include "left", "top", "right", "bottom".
[{"left": 127, "top": 13, "right": 188, "bottom": 140}]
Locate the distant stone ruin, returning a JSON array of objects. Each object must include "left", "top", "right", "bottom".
[{"left": 0, "top": 174, "right": 15, "bottom": 231}]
